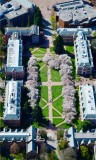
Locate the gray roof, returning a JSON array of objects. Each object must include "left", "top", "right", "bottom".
[
  {"left": 26, "top": 126, "right": 37, "bottom": 153},
  {"left": 0, "top": 0, "right": 35, "bottom": 20},
  {"left": 4, "top": 80, "right": 23, "bottom": 120},
  {"left": 14, "top": 0, "right": 35, "bottom": 10},
  {"left": 66, "top": 127, "right": 96, "bottom": 148},
  {"left": 4, "top": 7, "right": 27, "bottom": 20},
  {"left": 57, "top": 27, "right": 92, "bottom": 37},
  {"left": 0, "top": 126, "right": 37, "bottom": 153},
  {"left": 5, "top": 25, "right": 39, "bottom": 36},
  {"left": 79, "top": 85, "right": 96, "bottom": 120},
  {"left": 6, "top": 32, "right": 23, "bottom": 73},
  {"left": 56, "top": 0, "right": 96, "bottom": 25},
  {"left": 74, "top": 31, "right": 93, "bottom": 67}
]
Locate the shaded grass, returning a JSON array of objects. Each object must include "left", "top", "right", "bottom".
[
  {"left": 52, "top": 96, "right": 63, "bottom": 113},
  {"left": 51, "top": 68, "right": 61, "bottom": 82},
  {"left": 52, "top": 108, "right": 61, "bottom": 117},
  {"left": 53, "top": 118, "right": 64, "bottom": 126},
  {"left": 39, "top": 65, "right": 48, "bottom": 82},
  {"left": 0, "top": 102, "right": 3, "bottom": 117},
  {"left": 43, "top": 106, "right": 49, "bottom": 117},
  {"left": 52, "top": 86, "right": 62, "bottom": 100},
  {"left": 40, "top": 86, "right": 48, "bottom": 102},
  {"left": 66, "top": 45, "right": 74, "bottom": 53},
  {"left": 0, "top": 59, "right": 2, "bottom": 67},
  {"left": 71, "top": 58, "right": 76, "bottom": 79},
  {"left": 29, "top": 48, "right": 34, "bottom": 52}
]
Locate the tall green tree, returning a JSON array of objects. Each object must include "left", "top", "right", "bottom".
[
  {"left": 33, "top": 6, "right": 43, "bottom": 27},
  {"left": 53, "top": 35, "right": 64, "bottom": 54},
  {"left": 32, "top": 106, "right": 43, "bottom": 124},
  {"left": 80, "top": 145, "right": 91, "bottom": 160},
  {"left": 58, "top": 139, "right": 68, "bottom": 150}
]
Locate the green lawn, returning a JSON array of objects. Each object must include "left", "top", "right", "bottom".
[
  {"left": 40, "top": 86, "right": 48, "bottom": 102},
  {"left": 32, "top": 50, "right": 45, "bottom": 58},
  {"left": 53, "top": 118, "right": 64, "bottom": 126},
  {"left": 58, "top": 122, "right": 71, "bottom": 129},
  {"left": 52, "top": 108, "right": 61, "bottom": 117},
  {"left": 39, "top": 99, "right": 47, "bottom": 108},
  {"left": 52, "top": 86, "right": 62, "bottom": 100},
  {"left": 71, "top": 58, "right": 76, "bottom": 79},
  {"left": 52, "top": 96, "right": 63, "bottom": 113},
  {"left": 38, "top": 61, "right": 45, "bottom": 69},
  {"left": 0, "top": 119, "right": 5, "bottom": 128},
  {"left": 50, "top": 46, "right": 54, "bottom": 53},
  {"left": 39, "top": 65, "right": 48, "bottom": 82},
  {"left": 39, "top": 48, "right": 47, "bottom": 53},
  {"left": 0, "top": 102, "right": 3, "bottom": 117},
  {"left": 29, "top": 48, "right": 34, "bottom": 52},
  {"left": 51, "top": 69, "right": 61, "bottom": 82},
  {"left": 66, "top": 45, "right": 74, "bottom": 53},
  {"left": 43, "top": 106, "right": 49, "bottom": 117}
]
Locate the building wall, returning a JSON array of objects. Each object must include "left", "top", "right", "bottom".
[
  {"left": 91, "top": 0, "right": 96, "bottom": 6},
  {"left": 59, "top": 19, "right": 69, "bottom": 28},
  {"left": 6, "top": 71, "right": 24, "bottom": 80},
  {"left": 4, "top": 119, "right": 20, "bottom": 126}
]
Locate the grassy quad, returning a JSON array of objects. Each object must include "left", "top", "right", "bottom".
[
  {"left": 39, "top": 99, "right": 46, "bottom": 108},
  {"left": 51, "top": 68, "right": 61, "bottom": 82},
  {"left": 39, "top": 65, "right": 48, "bottom": 82},
  {"left": 38, "top": 61, "right": 45, "bottom": 69},
  {"left": 52, "top": 108, "right": 61, "bottom": 117},
  {"left": 53, "top": 118, "right": 64, "bottom": 126},
  {"left": 43, "top": 106, "right": 49, "bottom": 117},
  {"left": 52, "top": 86, "right": 62, "bottom": 101},
  {"left": 30, "top": 47, "right": 47, "bottom": 58},
  {"left": 39, "top": 86, "right": 48, "bottom": 102},
  {"left": 52, "top": 96, "right": 63, "bottom": 114},
  {"left": 66, "top": 45, "right": 74, "bottom": 53},
  {"left": 50, "top": 46, "right": 54, "bottom": 53}
]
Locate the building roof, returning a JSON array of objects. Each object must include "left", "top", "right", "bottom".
[
  {"left": 0, "top": 126, "right": 37, "bottom": 153},
  {"left": 79, "top": 85, "right": 96, "bottom": 119},
  {"left": 5, "top": 25, "right": 39, "bottom": 36},
  {"left": 26, "top": 126, "right": 37, "bottom": 153},
  {"left": 0, "top": 126, "right": 37, "bottom": 140},
  {"left": 4, "top": 7, "right": 27, "bottom": 20},
  {"left": 0, "top": 0, "right": 35, "bottom": 20},
  {"left": 66, "top": 127, "right": 96, "bottom": 148},
  {"left": 6, "top": 32, "right": 23, "bottom": 72},
  {"left": 57, "top": 27, "right": 92, "bottom": 37},
  {"left": 55, "top": 0, "right": 96, "bottom": 25},
  {"left": 75, "top": 31, "right": 93, "bottom": 67},
  {"left": 14, "top": 0, "right": 35, "bottom": 10},
  {"left": 4, "top": 80, "right": 23, "bottom": 120}
]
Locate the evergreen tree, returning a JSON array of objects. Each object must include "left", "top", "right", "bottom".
[
  {"left": 32, "top": 106, "right": 43, "bottom": 124},
  {"left": 53, "top": 35, "right": 64, "bottom": 54},
  {"left": 33, "top": 6, "right": 43, "bottom": 27},
  {"left": 80, "top": 145, "right": 92, "bottom": 160}
]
